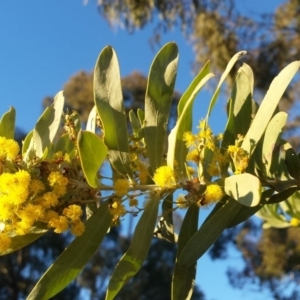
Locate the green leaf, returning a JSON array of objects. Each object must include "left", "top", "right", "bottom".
[
  {"left": 177, "top": 61, "right": 211, "bottom": 118},
  {"left": 179, "top": 197, "right": 240, "bottom": 267},
  {"left": 22, "top": 130, "right": 33, "bottom": 156},
  {"left": 268, "top": 187, "right": 298, "bottom": 204},
  {"left": 227, "top": 189, "right": 274, "bottom": 228},
  {"left": 0, "top": 228, "right": 47, "bottom": 256},
  {"left": 289, "top": 191, "right": 300, "bottom": 213},
  {"left": 231, "top": 64, "right": 256, "bottom": 137},
  {"left": 206, "top": 51, "right": 247, "bottom": 120},
  {"left": 0, "top": 107, "right": 16, "bottom": 139},
  {"left": 198, "top": 146, "right": 214, "bottom": 182},
  {"left": 94, "top": 46, "right": 132, "bottom": 177},
  {"left": 240, "top": 63, "right": 254, "bottom": 95},
  {"left": 277, "top": 153, "right": 292, "bottom": 181},
  {"left": 155, "top": 193, "right": 176, "bottom": 243},
  {"left": 144, "top": 42, "right": 179, "bottom": 172},
  {"left": 167, "top": 62, "right": 214, "bottom": 175},
  {"left": 262, "top": 221, "right": 290, "bottom": 229},
  {"left": 224, "top": 173, "right": 262, "bottom": 207},
  {"left": 54, "top": 134, "right": 77, "bottom": 159},
  {"left": 129, "top": 110, "right": 141, "bottom": 138},
  {"left": 262, "top": 112, "right": 287, "bottom": 176},
  {"left": 279, "top": 199, "right": 295, "bottom": 217},
  {"left": 27, "top": 201, "right": 112, "bottom": 300},
  {"left": 172, "top": 204, "right": 199, "bottom": 300},
  {"left": 256, "top": 204, "right": 290, "bottom": 229},
  {"left": 71, "top": 110, "right": 82, "bottom": 134},
  {"left": 105, "top": 193, "right": 160, "bottom": 300},
  {"left": 86, "top": 105, "right": 97, "bottom": 133},
  {"left": 284, "top": 145, "right": 300, "bottom": 180},
  {"left": 77, "top": 130, "right": 108, "bottom": 188},
  {"left": 242, "top": 61, "right": 300, "bottom": 155},
  {"left": 32, "top": 91, "right": 65, "bottom": 157},
  {"left": 220, "top": 99, "right": 235, "bottom": 175},
  {"left": 137, "top": 108, "right": 144, "bottom": 126}
]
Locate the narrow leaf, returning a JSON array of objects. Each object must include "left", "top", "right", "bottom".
[
  {"left": 242, "top": 61, "right": 300, "bottom": 155},
  {"left": 86, "top": 105, "right": 97, "bottom": 133},
  {"left": 285, "top": 146, "right": 300, "bottom": 180},
  {"left": 32, "top": 91, "right": 65, "bottom": 157},
  {"left": 289, "top": 191, "right": 300, "bottom": 213},
  {"left": 77, "top": 130, "right": 108, "bottom": 188},
  {"left": 227, "top": 189, "right": 274, "bottom": 228},
  {"left": 0, "top": 107, "right": 16, "bottom": 139},
  {"left": 144, "top": 42, "right": 179, "bottom": 172},
  {"left": 1, "top": 228, "right": 47, "bottom": 256},
  {"left": 206, "top": 51, "right": 247, "bottom": 119},
  {"left": 54, "top": 134, "right": 77, "bottom": 159},
  {"left": 155, "top": 193, "right": 176, "bottom": 243},
  {"left": 179, "top": 197, "right": 240, "bottom": 267},
  {"left": 94, "top": 46, "right": 132, "bottom": 177},
  {"left": 262, "top": 112, "right": 287, "bottom": 175},
  {"left": 22, "top": 130, "right": 33, "bottom": 156},
  {"left": 231, "top": 64, "right": 256, "bottom": 137},
  {"left": 177, "top": 61, "right": 211, "bottom": 118},
  {"left": 129, "top": 110, "right": 141, "bottom": 137},
  {"left": 105, "top": 194, "right": 160, "bottom": 300},
  {"left": 172, "top": 204, "right": 199, "bottom": 300},
  {"left": 137, "top": 108, "right": 144, "bottom": 126},
  {"left": 27, "top": 201, "right": 112, "bottom": 300},
  {"left": 268, "top": 187, "right": 298, "bottom": 204},
  {"left": 167, "top": 68, "right": 214, "bottom": 175},
  {"left": 256, "top": 204, "right": 290, "bottom": 229}
]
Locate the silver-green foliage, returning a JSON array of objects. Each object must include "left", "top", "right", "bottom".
[{"left": 6, "top": 43, "right": 297, "bottom": 299}]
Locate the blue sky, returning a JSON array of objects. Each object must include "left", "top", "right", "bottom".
[{"left": 0, "top": 1, "right": 289, "bottom": 299}]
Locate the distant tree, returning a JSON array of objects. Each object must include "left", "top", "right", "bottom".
[
  {"left": 0, "top": 232, "right": 80, "bottom": 300},
  {"left": 231, "top": 223, "right": 300, "bottom": 299},
  {"left": 207, "top": 220, "right": 300, "bottom": 299}
]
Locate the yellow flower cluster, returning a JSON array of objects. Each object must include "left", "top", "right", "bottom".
[
  {"left": 183, "top": 132, "right": 197, "bottom": 148},
  {"left": 153, "top": 166, "right": 176, "bottom": 188},
  {"left": 0, "top": 170, "right": 31, "bottom": 206},
  {"left": 47, "top": 204, "right": 85, "bottom": 236},
  {"left": 184, "top": 120, "right": 228, "bottom": 178},
  {"left": 175, "top": 194, "right": 190, "bottom": 209},
  {"left": 227, "top": 144, "right": 249, "bottom": 174},
  {"left": 0, "top": 232, "right": 11, "bottom": 252},
  {"left": 137, "top": 162, "right": 148, "bottom": 184},
  {"left": 114, "top": 179, "right": 130, "bottom": 197},
  {"left": 290, "top": 217, "right": 300, "bottom": 227},
  {"left": 48, "top": 171, "right": 69, "bottom": 196},
  {"left": 129, "top": 198, "right": 138, "bottom": 207},
  {"left": 53, "top": 151, "right": 71, "bottom": 163},
  {"left": 0, "top": 155, "right": 86, "bottom": 252},
  {"left": 201, "top": 184, "right": 224, "bottom": 206},
  {"left": 0, "top": 136, "right": 19, "bottom": 161},
  {"left": 109, "top": 198, "right": 126, "bottom": 223},
  {"left": 128, "top": 140, "right": 149, "bottom": 184},
  {"left": 175, "top": 181, "right": 224, "bottom": 209}
]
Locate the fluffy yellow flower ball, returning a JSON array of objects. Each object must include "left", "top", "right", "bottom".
[
  {"left": 153, "top": 166, "right": 176, "bottom": 188},
  {"left": 204, "top": 184, "right": 224, "bottom": 204}
]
